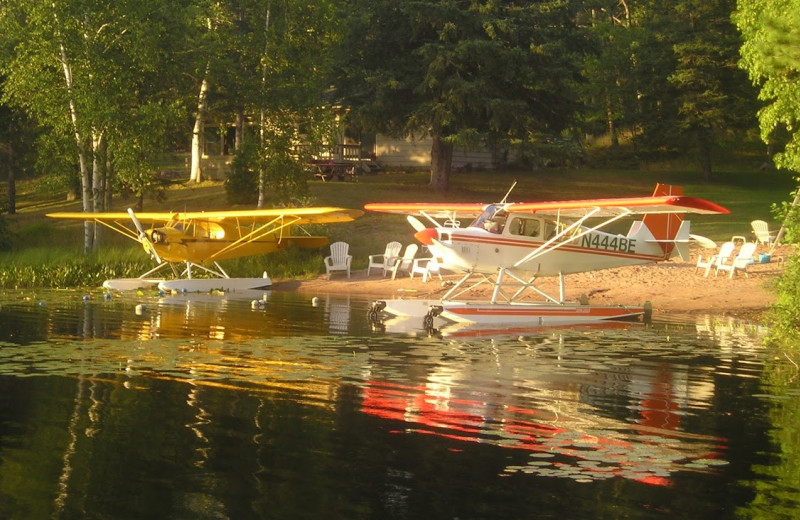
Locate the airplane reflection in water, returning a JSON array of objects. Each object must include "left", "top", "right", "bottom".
[
  {"left": 376, "top": 313, "right": 646, "bottom": 339},
  {"left": 5, "top": 292, "right": 765, "bottom": 488},
  {"left": 360, "top": 348, "right": 730, "bottom": 485},
  {"left": 114, "top": 291, "right": 354, "bottom": 341}
]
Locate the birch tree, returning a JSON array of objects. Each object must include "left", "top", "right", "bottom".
[
  {"left": 221, "top": 0, "right": 338, "bottom": 207},
  {"left": 0, "top": 0, "right": 185, "bottom": 250}
]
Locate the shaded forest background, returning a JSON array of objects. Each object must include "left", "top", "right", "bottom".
[{"left": 0, "top": 0, "right": 798, "bottom": 250}]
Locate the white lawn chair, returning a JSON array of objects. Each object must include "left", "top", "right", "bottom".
[
  {"left": 751, "top": 220, "right": 777, "bottom": 246},
  {"left": 716, "top": 242, "right": 757, "bottom": 278},
  {"left": 387, "top": 244, "right": 418, "bottom": 279},
  {"left": 695, "top": 241, "right": 735, "bottom": 277},
  {"left": 367, "top": 241, "right": 401, "bottom": 276},
  {"left": 323, "top": 241, "right": 352, "bottom": 280},
  {"left": 410, "top": 257, "right": 443, "bottom": 283}
]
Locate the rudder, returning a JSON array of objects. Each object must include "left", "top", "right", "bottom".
[{"left": 641, "top": 184, "right": 684, "bottom": 258}]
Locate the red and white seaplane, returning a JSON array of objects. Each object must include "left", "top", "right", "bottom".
[{"left": 365, "top": 184, "right": 728, "bottom": 327}]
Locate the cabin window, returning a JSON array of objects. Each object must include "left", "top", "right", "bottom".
[
  {"left": 196, "top": 222, "right": 226, "bottom": 239},
  {"left": 509, "top": 217, "right": 541, "bottom": 238}
]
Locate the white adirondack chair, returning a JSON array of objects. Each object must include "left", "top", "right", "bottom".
[
  {"left": 716, "top": 242, "right": 757, "bottom": 278},
  {"left": 367, "top": 241, "right": 402, "bottom": 276},
  {"left": 324, "top": 241, "right": 352, "bottom": 280},
  {"left": 751, "top": 220, "right": 777, "bottom": 246},
  {"left": 695, "top": 241, "right": 736, "bottom": 277},
  {"left": 410, "top": 257, "right": 443, "bottom": 283},
  {"left": 387, "top": 244, "right": 418, "bottom": 279}
]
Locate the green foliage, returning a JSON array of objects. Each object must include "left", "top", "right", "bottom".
[
  {"left": 766, "top": 182, "right": 800, "bottom": 338},
  {"left": 737, "top": 0, "right": 800, "bottom": 337},
  {"left": 736, "top": 0, "right": 800, "bottom": 173},
  {"left": 628, "top": 0, "right": 758, "bottom": 178},
  {"left": 334, "top": 0, "right": 584, "bottom": 188},
  {"left": 225, "top": 139, "right": 259, "bottom": 205},
  {"left": 225, "top": 245, "right": 327, "bottom": 279},
  {"left": 256, "top": 119, "right": 311, "bottom": 207},
  {"left": 769, "top": 253, "right": 800, "bottom": 339},
  {"left": 0, "top": 257, "right": 152, "bottom": 289},
  {"left": 113, "top": 101, "right": 185, "bottom": 207}
]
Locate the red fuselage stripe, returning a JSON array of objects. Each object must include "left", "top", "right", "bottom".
[{"left": 445, "top": 234, "right": 663, "bottom": 262}]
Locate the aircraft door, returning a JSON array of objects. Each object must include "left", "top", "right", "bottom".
[{"left": 508, "top": 216, "right": 542, "bottom": 239}]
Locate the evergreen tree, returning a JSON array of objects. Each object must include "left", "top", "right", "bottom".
[
  {"left": 633, "top": 0, "right": 756, "bottom": 179},
  {"left": 334, "top": 0, "right": 585, "bottom": 191}
]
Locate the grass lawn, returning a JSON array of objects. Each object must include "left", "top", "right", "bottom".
[{"left": 3, "top": 166, "right": 796, "bottom": 274}]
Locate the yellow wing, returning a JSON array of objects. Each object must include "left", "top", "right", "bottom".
[
  {"left": 47, "top": 207, "right": 364, "bottom": 224},
  {"left": 47, "top": 207, "right": 363, "bottom": 264}
]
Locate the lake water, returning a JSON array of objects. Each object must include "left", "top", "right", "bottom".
[{"left": 0, "top": 289, "right": 798, "bottom": 519}]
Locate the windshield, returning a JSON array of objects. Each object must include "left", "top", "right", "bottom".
[{"left": 469, "top": 204, "right": 504, "bottom": 229}]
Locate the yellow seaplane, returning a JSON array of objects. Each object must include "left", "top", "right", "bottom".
[{"left": 47, "top": 207, "right": 363, "bottom": 292}]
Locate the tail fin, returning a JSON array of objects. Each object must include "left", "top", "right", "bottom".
[{"left": 641, "top": 184, "right": 686, "bottom": 259}]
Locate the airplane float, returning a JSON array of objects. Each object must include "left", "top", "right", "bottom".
[
  {"left": 47, "top": 207, "right": 363, "bottom": 292},
  {"left": 365, "top": 183, "right": 728, "bottom": 326}
]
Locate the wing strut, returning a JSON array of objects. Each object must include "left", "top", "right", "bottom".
[{"left": 511, "top": 207, "right": 633, "bottom": 268}]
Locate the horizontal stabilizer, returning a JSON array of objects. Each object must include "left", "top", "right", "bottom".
[
  {"left": 641, "top": 221, "right": 692, "bottom": 260},
  {"left": 689, "top": 234, "right": 717, "bottom": 248}
]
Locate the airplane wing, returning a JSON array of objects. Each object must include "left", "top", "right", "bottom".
[
  {"left": 47, "top": 207, "right": 364, "bottom": 224},
  {"left": 363, "top": 203, "right": 488, "bottom": 218},
  {"left": 506, "top": 195, "right": 730, "bottom": 217},
  {"left": 46, "top": 206, "right": 364, "bottom": 268},
  {"left": 365, "top": 196, "right": 728, "bottom": 219}
]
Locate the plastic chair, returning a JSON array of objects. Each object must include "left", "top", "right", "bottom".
[
  {"left": 367, "top": 241, "right": 401, "bottom": 276},
  {"left": 751, "top": 220, "right": 777, "bottom": 246},
  {"left": 716, "top": 242, "right": 757, "bottom": 278},
  {"left": 323, "top": 241, "right": 352, "bottom": 280},
  {"left": 410, "top": 257, "right": 443, "bottom": 283},
  {"left": 695, "top": 241, "right": 735, "bottom": 277},
  {"left": 387, "top": 244, "right": 418, "bottom": 279}
]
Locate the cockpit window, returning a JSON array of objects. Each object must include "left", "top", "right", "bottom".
[{"left": 470, "top": 205, "right": 507, "bottom": 233}]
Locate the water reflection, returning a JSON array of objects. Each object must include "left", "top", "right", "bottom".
[
  {"left": 360, "top": 343, "right": 729, "bottom": 485},
  {"left": 0, "top": 289, "right": 789, "bottom": 519}
]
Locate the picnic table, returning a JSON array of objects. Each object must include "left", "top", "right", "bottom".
[{"left": 308, "top": 160, "right": 358, "bottom": 182}]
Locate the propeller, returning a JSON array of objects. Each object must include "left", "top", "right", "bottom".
[
  {"left": 127, "top": 208, "right": 162, "bottom": 264},
  {"left": 407, "top": 215, "right": 427, "bottom": 232}
]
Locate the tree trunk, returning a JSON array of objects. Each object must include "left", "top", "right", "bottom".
[
  {"left": 1, "top": 144, "right": 14, "bottom": 215},
  {"left": 607, "top": 96, "right": 619, "bottom": 147},
  {"left": 257, "top": 106, "right": 266, "bottom": 208},
  {"left": 235, "top": 108, "right": 244, "bottom": 151},
  {"left": 257, "top": 6, "right": 272, "bottom": 209},
  {"left": 429, "top": 135, "right": 452, "bottom": 191},
  {"left": 91, "top": 131, "right": 106, "bottom": 250},
  {"left": 699, "top": 137, "right": 713, "bottom": 182},
  {"left": 58, "top": 41, "right": 92, "bottom": 252},
  {"left": 7, "top": 161, "right": 15, "bottom": 215},
  {"left": 190, "top": 67, "right": 210, "bottom": 183},
  {"left": 104, "top": 145, "right": 113, "bottom": 211}
]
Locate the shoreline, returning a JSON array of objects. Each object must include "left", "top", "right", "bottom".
[{"left": 272, "top": 247, "right": 790, "bottom": 323}]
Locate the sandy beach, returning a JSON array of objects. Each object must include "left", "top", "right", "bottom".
[{"left": 272, "top": 245, "right": 792, "bottom": 322}]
